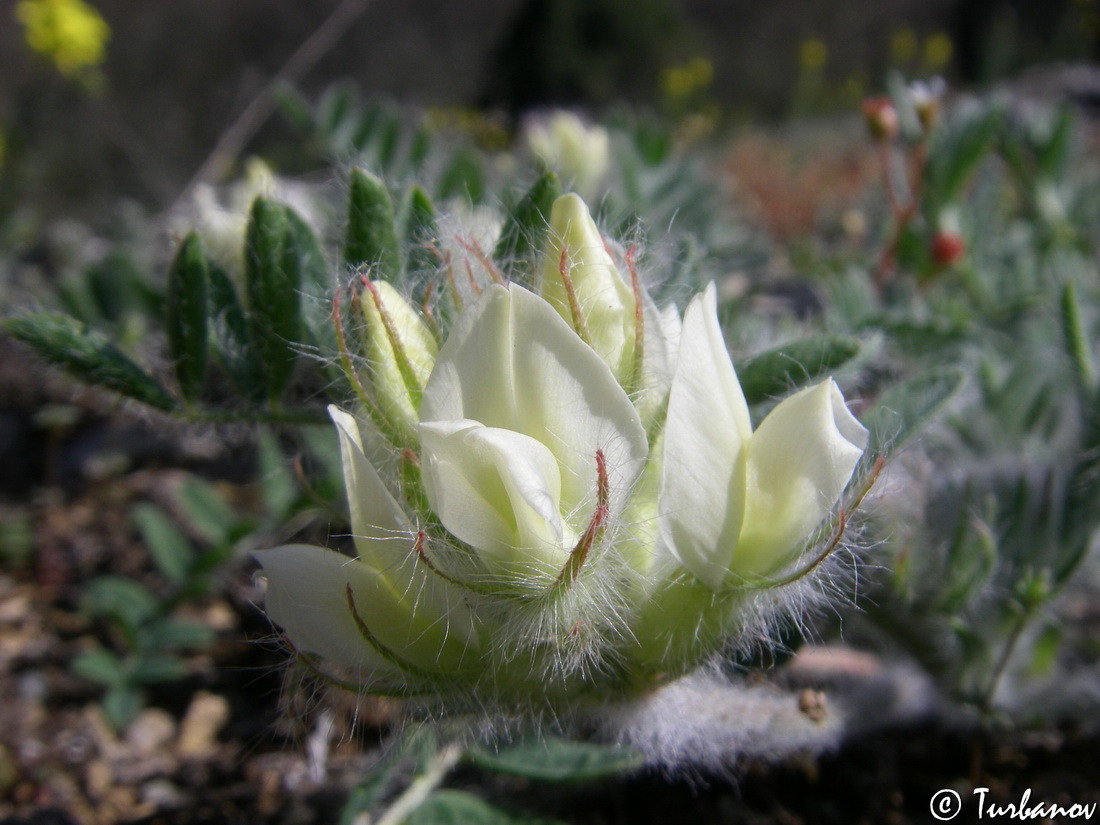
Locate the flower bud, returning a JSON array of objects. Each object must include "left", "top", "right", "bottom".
[
  {"left": 360, "top": 279, "right": 438, "bottom": 444},
  {"left": 861, "top": 96, "right": 899, "bottom": 143},
  {"left": 908, "top": 78, "right": 945, "bottom": 133},
  {"left": 540, "top": 193, "right": 637, "bottom": 384}
]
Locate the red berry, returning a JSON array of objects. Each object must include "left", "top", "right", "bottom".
[{"left": 930, "top": 231, "right": 965, "bottom": 266}]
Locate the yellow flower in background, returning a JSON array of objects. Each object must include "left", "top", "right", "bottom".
[
  {"left": 15, "top": 0, "right": 110, "bottom": 77},
  {"left": 890, "top": 27, "right": 919, "bottom": 65},
  {"left": 922, "top": 32, "right": 954, "bottom": 71},
  {"left": 799, "top": 37, "right": 828, "bottom": 72}
]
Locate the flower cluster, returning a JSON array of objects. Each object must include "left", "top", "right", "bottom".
[
  {"left": 255, "top": 193, "right": 867, "bottom": 711},
  {"left": 16, "top": 0, "right": 110, "bottom": 78}
]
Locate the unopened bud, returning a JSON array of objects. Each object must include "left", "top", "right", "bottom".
[{"left": 861, "top": 97, "right": 899, "bottom": 143}]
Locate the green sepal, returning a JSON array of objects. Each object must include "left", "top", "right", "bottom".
[
  {"left": 4, "top": 313, "right": 177, "bottom": 412},
  {"left": 345, "top": 167, "right": 400, "bottom": 278},
  {"left": 166, "top": 233, "right": 209, "bottom": 402}
]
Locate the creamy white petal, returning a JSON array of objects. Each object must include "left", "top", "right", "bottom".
[
  {"left": 256, "top": 544, "right": 478, "bottom": 674},
  {"left": 420, "top": 419, "right": 570, "bottom": 574},
  {"left": 420, "top": 284, "right": 647, "bottom": 525},
  {"left": 734, "top": 379, "right": 868, "bottom": 579},
  {"left": 658, "top": 282, "right": 753, "bottom": 591},
  {"left": 634, "top": 284, "right": 682, "bottom": 424},
  {"left": 326, "top": 406, "right": 482, "bottom": 663},
  {"left": 328, "top": 405, "right": 412, "bottom": 570}
]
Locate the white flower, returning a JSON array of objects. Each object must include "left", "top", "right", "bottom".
[
  {"left": 525, "top": 111, "right": 610, "bottom": 198},
  {"left": 419, "top": 282, "right": 648, "bottom": 581},
  {"left": 255, "top": 407, "right": 479, "bottom": 681},
  {"left": 658, "top": 283, "right": 868, "bottom": 590},
  {"left": 255, "top": 192, "right": 871, "bottom": 708}
]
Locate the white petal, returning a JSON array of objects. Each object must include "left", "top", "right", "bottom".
[
  {"left": 420, "top": 419, "right": 570, "bottom": 575},
  {"left": 328, "top": 405, "right": 411, "bottom": 570},
  {"left": 735, "top": 379, "right": 868, "bottom": 579},
  {"left": 658, "top": 283, "right": 752, "bottom": 591},
  {"left": 257, "top": 544, "right": 479, "bottom": 674},
  {"left": 254, "top": 545, "right": 387, "bottom": 674},
  {"left": 634, "top": 284, "right": 682, "bottom": 424},
  {"left": 420, "top": 284, "right": 647, "bottom": 525}
]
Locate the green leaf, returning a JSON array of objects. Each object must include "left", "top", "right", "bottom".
[
  {"left": 258, "top": 429, "right": 297, "bottom": 518},
  {"left": 102, "top": 685, "right": 144, "bottom": 730},
  {"left": 345, "top": 168, "right": 400, "bottom": 278},
  {"left": 174, "top": 477, "right": 237, "bottom": 547},
  {"left": 400, "top": 184, "right": 440, "bottom": 279},
  {"left": 85, "top": 252, "right": 152, "bottom": 329},
  {"left": 245, "top": 197, "right": 302, "bottom": 401},
  {"left": 272, "top": 84, "right": 314, "bottom": 133},
  {"left": 4, "top": 313, "right": 177, "bottom": 412},
  {"left": 284, "top": 206, "right": 329, "bottom": 293},
  {"left": 207, "top": 260, "right": 264, "bottom": 402},
  {"left": 71, "top": 647, "right": 127, "bottom": 687},
  {"left": 862, "top": 368, "right": 966, "bottom": 456},
  {"left": 408, "top": 125, "right": 432, "bottom": 169},
  {"left": 128, "top": 652, "right": 187, "bottom": 684},
  {"left": 467, "top": 736, "right": 643, "bottom": 782},
  {"left": 166, "top": 233, "right": 210, "bottom": 402},
  {"left": 406, "top": 791, "right": 566, "bottom": 825},
  {"left": 737, "top": 336, "right": 861, "bottom": 406},
  {"left": 142, "top": 617, "right": 215, "bottom": 651},
  {"left": 338, "top": 727, "right": 434, "bottom": 825},
  {"left": 1036, "top": 106, "right": 1073, "bottom": 180},
  {"left": 1060, "top": 280, "right": 1097, "bottom": 399},
  {"left": 927, "top": 108, "right": 1002, "bottom": 205},
  {"left": 318, "top": 81, "right": 356, "bottom": 138},
  {"left": 437, "top": 149, "right": 485, "bottom": 204},
  {"left": 493, "top": 172, "right": 562, "bottom": 284},
  {"left": 285, "top": 205, "right": 340, "bottom": 369},
  {"left": 83, "top": 576, "right": 161, "bottom": 637},
  {"left": 132, "top": 503, "right": 193, "bottom": 587}
]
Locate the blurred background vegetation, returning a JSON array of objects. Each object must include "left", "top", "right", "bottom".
[{"left": 4, "top": 0, "right": 1100, "bottom": 222}]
